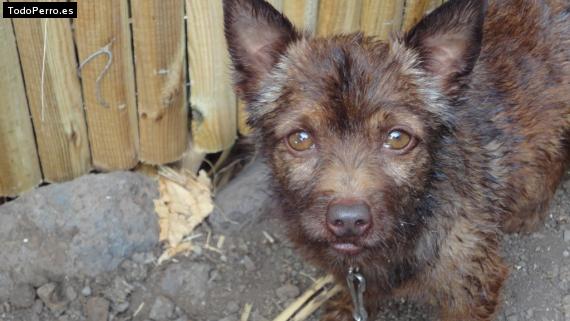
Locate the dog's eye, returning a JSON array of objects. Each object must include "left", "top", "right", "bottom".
[
  {"left": 384, "top": 130, "right": 412, "bottom": 150},
  {"left": 287, "top": 131, "right": 315, "bottom": 152}
]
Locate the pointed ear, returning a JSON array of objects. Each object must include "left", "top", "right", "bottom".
[
  {"left": 223, "top": 0, "right": 299, "bottom": 101},
  {"left": 405, "top": 0, "right": 487, "bottom": 91}
]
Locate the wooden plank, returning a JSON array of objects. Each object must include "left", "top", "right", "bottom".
[
  {"left": 132, "top": 0, "right": 188, "bottom": 165},
  {"left": 361, "top": 0, "right": 405, "bottom": 39},
  {"left": 74, "top": 0, "right": 139, "bottom": 170},
  {"left": 0, "top": 9, "right": 42, "bottom": 196},
  {"left": 11, "top": 1, "right": 91, "bottom": 183},
  {"left": 283, "top": 0, "right": 319, "bottom": 32},
  {"left": 317, "top": 0, "right": 363, "bottom": 36},
  {"left": 237, "top": 100, "right": 252, "bottom": 136},
  {"left": 402, "top": 0, "right": 442, "bottom": 31},
  {"left": 267, "top": 0, "right": 284, "bottom": 11},
  {"left": 186, "top": 0, "right": 237, "bottom": 153}
]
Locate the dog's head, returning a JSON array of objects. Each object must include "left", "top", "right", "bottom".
[{"left": 224, "top": 0, "right": 486, "bottom": 267}]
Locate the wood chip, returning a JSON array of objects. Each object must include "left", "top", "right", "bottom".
[
  {"left": 240, "top": 303, "right": 253, "bottom": 321},
  {"left": 273, "top": 275, "right": 337, "bottom": 321}
]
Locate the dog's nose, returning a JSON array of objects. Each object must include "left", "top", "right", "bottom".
[{"left": 326, "top": 200, "right": 371, "bottom": 237}]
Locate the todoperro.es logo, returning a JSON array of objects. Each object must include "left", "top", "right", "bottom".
[{"left": 3, "top": 2, "right": 77, "bottom": 18}]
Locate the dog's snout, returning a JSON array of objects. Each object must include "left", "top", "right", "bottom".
[{"left": 326, "top": 200, "right": 371, "bottom": 237}]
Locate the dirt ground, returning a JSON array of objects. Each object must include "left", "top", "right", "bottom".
[{"left": 0, "top": 161, "right": 569, "bottom": 321}]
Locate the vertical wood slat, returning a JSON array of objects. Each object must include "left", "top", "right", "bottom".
[
  {"left": 131, "top": 0, "right": 188, "bottom": 164},
  {"left": 317, "top": 0, "right": 363, "bottom": 36},
  {"left": 74, "top": 0, "right": 139, "bottom": 170},
  {"left": 402, "top": 0, "right": 443, "bottom": 31},
  {"left": 361, "top": 0, "right": 405, "bottom": 39},
  {"left": 0, "top": 9, "right": 42, "bottom": 196},
  {"left": 283, "top": 0, "right": 319, "bottom": 32},
  {"left": 186, "top": 0, "right": 236, "bottom": 153},
  {"left": 267, "top": 0, "right": 283, "bottom": 10},
  {"left": 11, "top": 0, "right": 91, "bottom": 183}
]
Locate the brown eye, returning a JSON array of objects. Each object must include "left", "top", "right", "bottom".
[
  {"left": 287, "top": 130, "right": 315, "bottom": 152},
  {"left": 384, "top": 129, "right": 412, "bottom": 150}
]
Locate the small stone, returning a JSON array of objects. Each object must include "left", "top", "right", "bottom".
[
  {"left": 275, "top": 284, "right": 300, "bottom": 301},
  {"left": 103, "top": 276, "right": 133, "bottom": 306},
  {"left": 113, "top": 301, "right": 130, "bottom": 313},
  {"left": 65, "top": 286, "right": 77, "bottom": 301},
  {"left": 37, "top": 283, "right": 68, "bottom": 315},
  {"left": 226, "top": 301, "right": 240, "bottom": 314},
  {"left": 192, "top": 245, "right": 203, "bottom": 256},
  {"left": 149, "top": 296, "right": 175, "bottom": 321},
  {"left": 252, "top": 310, "right": 269, "bottom": 321},
  {"left": 32, "top": 299, "right": 43, "bottom": 315},
  {"left": 563, "top": 250, "right": 570, "bottom": 258},
  {"left": 241, "top": 256, "right": 256, "bottom": 272},
  {"left": 86, "top": 297, "right": 109, "bottom": 321},
  {"left": 506, "top": 314, "right": 518, "bottom": 321},
  {"left": 10, "top": 283, "right": 36, "bottom": 309},
  {"left": 120, "top": 259, "right": 148, "bottom": 282},
  {"left": 81, "top": 286, "right": 92, "bottom": 297}
]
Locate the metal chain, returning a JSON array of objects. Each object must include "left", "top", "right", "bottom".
[{"left": 346, "top": 267, "right": 368, "bottom": 321}]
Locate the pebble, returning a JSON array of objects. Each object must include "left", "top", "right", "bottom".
[
  {"left": 506, "top": 314, "right": 518, "bottom": 321},
  {"left": 103, "top": 276, "right": 133, "bottom": 306},
  {"left": 65, "top": 286, "right": 77, "bottom": 302},
  {"left": 120, "top": 259, "right": 148, "bottom": 282},
  {"left": 241, "top": 256, "right": 256, "bottom": 272},
  {"left": 275, "top": 284, "right": 300, "bottom": 301},
  {"left": 37, "top": 283, "right": 67, "bottom": 315},
  {"left": 252, "top": 310, "right": 270, "bottom": 321},
  {"left": 32, "top": 299, "right": 43, "bottom": 315},
  {"left": 149, "top": 296, "right": 175, "bottom": 321},
  {"left": 81, "top": 286, "right": 92, "bottom": 297},
  {"left": 86, "top": 297, "right": 109, "bottom": 321},
  {"left": 10, "top": 283, "right": 35, "bottom": 309},
  {"left": 113, "top": 301, "right": 130, "bottom": 313},
  {"left": 563, "top": 250, "right": 569, "bottom": 258},
  {"left": 226, "top": 301, "right": 240, "bottom": 314}
]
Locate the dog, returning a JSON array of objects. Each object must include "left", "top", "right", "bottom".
[{"left": 223, "top": 0, "right": 570, "bottom": 320}]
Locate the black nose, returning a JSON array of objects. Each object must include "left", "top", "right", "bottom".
[{"left": 326, "top": 200, "right": 371, "bottom": 237}]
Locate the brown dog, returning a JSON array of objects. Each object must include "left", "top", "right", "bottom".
[{"left": 223, "top": 0, "right": 570, "bottom": 320}]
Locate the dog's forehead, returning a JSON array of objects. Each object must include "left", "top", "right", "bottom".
[
  {"left": 275, "top": 36, "right": 428, "bottom": 113},
  {"left": 263, "top": 36, "right": 434, "bottom": 131}
]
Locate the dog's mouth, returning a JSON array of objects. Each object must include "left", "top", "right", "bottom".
[{"left": 331, "top": 242, "right": 364, "bottom": 255}]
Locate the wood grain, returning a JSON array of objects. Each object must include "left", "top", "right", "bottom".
[
  {"left": 186, "top": 0, "right": 237, "bottom": 152},
  {"left": 283, "top": 0, "right": 319, "bottom": 32},
  {"left": 132, "top": 0, "right": 188, "bottom": 164},
  {"left": 74, "top": 0, "right": 139, "bottom": 170},
  {"left": 317, "top": 0, "right": 363, "bottom": 36},
  {"left": 11, "top": 0, "right": 91, "bottom": 182},
  {"left": 0, "top": 8, "right": 42, "bottom": 196},
  {"left": 402, "top": 0, "right": 443, "bottom": 31},
  {"left": 361, "top": 0, "right": 405, "bottom": 39}
]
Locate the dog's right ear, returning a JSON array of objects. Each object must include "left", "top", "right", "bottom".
[{"left": 223, "top": 0, "right": 298, "bottom": 101}]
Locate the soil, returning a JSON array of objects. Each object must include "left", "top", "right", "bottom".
[{"left": 0, "top": 161, "right": 569, "bottom": 321}]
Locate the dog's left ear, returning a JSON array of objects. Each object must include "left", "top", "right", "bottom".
[
  {"left": 405, "top": 0, "right": 487, "bottom": 91},
  {"left": 223, "top": 0, "right": 299, "bottom": 101}
]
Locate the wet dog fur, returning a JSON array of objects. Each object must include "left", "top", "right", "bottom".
[{"left": 223, "top": 0, "right": 570, "bottom": 320}]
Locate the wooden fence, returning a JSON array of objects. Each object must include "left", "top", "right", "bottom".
[{"left": 0, "top": 0, "right": 444, "bottom": 197}]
